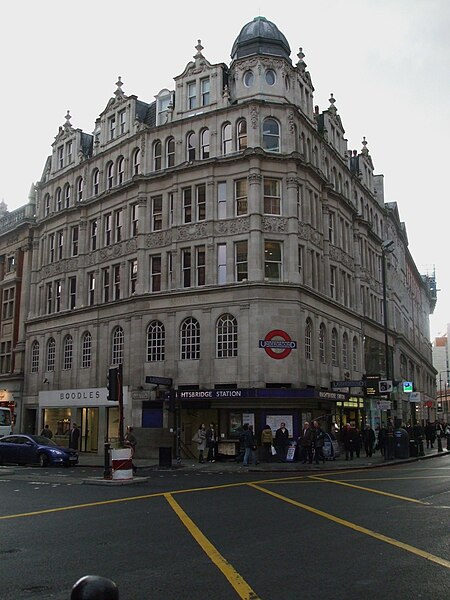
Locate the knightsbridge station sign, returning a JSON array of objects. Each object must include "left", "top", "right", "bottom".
[{"left": 177, "top": 389, "right": 347, "bottom": 401}]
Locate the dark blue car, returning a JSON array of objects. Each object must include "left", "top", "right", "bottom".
[{"left": 0, "top": 434, "right": 78, "bottom": 467}]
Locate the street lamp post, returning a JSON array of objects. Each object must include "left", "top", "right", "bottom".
[{"left": 381, "top": 240, "right": 395, "bottom": 460}]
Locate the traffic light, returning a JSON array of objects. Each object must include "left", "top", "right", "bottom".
[{"left": 106, "top": 367, "right": 119, "bottom": 401}]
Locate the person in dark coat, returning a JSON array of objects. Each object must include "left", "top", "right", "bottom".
[
  {"left": 312, "top": 420, "right": 325, "bottom": 464},
  {"left": 206, "top": 423, "right": 217, "bottom": 462},
  {"left": 40, "top": 424, "right": 53, "bottom": 439},
  {"left": 68, "top": 423, "right": 80, "bottom": 450},
  {"left": 343, "top": 423, "right": 359, "bottom": 460},
  {"left": 424, "top": 421, "right": 435, "bottom": 448},
  {"left": 362, "top": 424, "right": 376, "bottom": 457},
  {"left": 298, "top": 421, "right": 314, "bottom": 463},
  {"left": 275, "top": 422, "right": 289, "bottom": 462},
  {"left": 242, "top": 423, "right": 256, "bottom": 466}
]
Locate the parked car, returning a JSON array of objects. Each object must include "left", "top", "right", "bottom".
[{"left": 0, "top": 434, "right": 78, "bottom": 467}]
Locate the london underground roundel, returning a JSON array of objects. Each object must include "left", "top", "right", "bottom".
[{"left": 259, "top": 329, "right": 297, "bottom": 360}]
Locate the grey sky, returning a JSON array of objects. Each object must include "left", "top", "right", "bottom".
[{"left": 2, "top": 0, "right": 449, "bottom": 338}]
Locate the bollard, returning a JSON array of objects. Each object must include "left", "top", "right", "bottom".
[
  {"left": 104, "top": 442, "right": 112, "bottom": 480},
  {"left": 437, "top": 434, "right": 443, "bottom": 453},
  {"left": 417, "top": 437, "right": 425, "bottom": 456},
  {"left": 71, "top": 575, "right": 119, "bottom": 599}
]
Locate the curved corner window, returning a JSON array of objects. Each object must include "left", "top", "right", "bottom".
[
  {"left": 265, "top": 69, "right": 276, "bottom": 85},
  {"left": 262, "top": 118, "right": 280, "bottom": 152},
  {"left": 243, "top": 71, "right": 254, "bottom": 87}
]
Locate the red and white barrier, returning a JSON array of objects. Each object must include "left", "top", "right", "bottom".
[{"left": 111, "top": 447, "right": 133, "bottom": 480}]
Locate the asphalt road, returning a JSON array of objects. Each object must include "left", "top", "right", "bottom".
[{"left": 0, "top": 458, "right": 449, "bottom": 600}]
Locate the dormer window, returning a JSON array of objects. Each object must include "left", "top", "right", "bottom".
[
  {"left": 119, "top": 109, "right": 126, "bottom": 134},
  {"left": 109, "top": 116, "right": 116, "bottom": 140},
  {"left": 200, "top": 78, "right": 210, "bottom": 106},
  {"left": 187, "top": 82, "right": 196, "bottom": 110},
  {"left": 156, "top": 91, "right": 172, "bottom": 126},
  {"left": 57, "top": 146, "right": 64, "bottom": 169},
  {"left": 66, "top": 141, "right": 73, "bottom": 164}
]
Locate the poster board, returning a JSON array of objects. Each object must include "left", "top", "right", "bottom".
[{"left": 266, "top": 415, "right": 293, "bottom": 437}]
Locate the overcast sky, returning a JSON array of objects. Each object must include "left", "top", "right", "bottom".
[{"left": 1, "top": 0, "right": 449, "bottom": 340}]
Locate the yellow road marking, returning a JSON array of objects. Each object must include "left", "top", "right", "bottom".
[
  {"left": 249, "top": 483, "right": 450, "bottom": 569},
  {"left": 165, "top": 493, "right": 260, "bottom": 600},
  {"left": 309, "top": 475, "right": 428, "bottom": 504}
]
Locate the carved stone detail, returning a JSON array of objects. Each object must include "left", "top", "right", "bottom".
[
  {"left": 263, "top": 217, "right": 287, "bottom": 233},
  {"left": 215, "top": 218, "right": 250, "bottom": 235}
]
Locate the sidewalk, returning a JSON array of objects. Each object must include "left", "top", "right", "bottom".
[{"left": 78, "top": 445, "right": 449, "bottom": 472}]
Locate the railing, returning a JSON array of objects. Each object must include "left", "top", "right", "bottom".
[{"left": 0, "top": 204, "right": 35, "bottom": 233}]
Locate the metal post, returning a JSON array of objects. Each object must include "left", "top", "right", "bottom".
[
  {"left": 103, "top": 441, "right": 112, "bottom": 479},
  {"left": 71, "top": 575, "right": 119, "bottom": 600},
  {"left": 118, "top": 364, "right": 124, "bottom": 446}
]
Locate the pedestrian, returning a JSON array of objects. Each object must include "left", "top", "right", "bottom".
[
  {"left": 124, "top": 425, "right": 138, "bottom": 474},
  {"left": 40, "top": 424, "right": 53, "bottom": 439},
  {"left": 425, "top": 421, "right": 434, "bottom": 448},
  {"left": 260, "top": 424, "right": 273, "bottom": 462},
  {"left": 312, "top": 420, "right": 325, "bottom": 464},
  {"left": 242, "top": 423, "right": 257, "bottom": 466},
  {"left": 445, "top": 422, "right": 450, "bottom": 451},
  {"left": 275, "top": 422, "right": 289, "bottom": 462},
  {"left": 206, "top": 422, "right": 217, "bottom": 462},
  {"left": 378, "top": 425, "right": 387, "bottom": 456},
  {"left": 194, "top": 423, "right": 207, "bottom": 463},
  {"left": 68, "top": 423, "right": 80, "bottom": 450},
  {"left": 343, "top": 423, "right": 359, "bottom": 460},
  {"left": 298, "top": 421, "right": 313, "bottom": 463},
  {"left": 362, "top": 423, "right": 376, "bottom": 457},
  {"left": 249, "top": 425, "right": 259, "bottom": 465}
]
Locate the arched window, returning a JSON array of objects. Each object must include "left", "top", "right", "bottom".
[
  {"left": 216, "top": 314, "right": 238, "bottom": 358},
  {"left": 237, "top": 119, "right": 247, "bottom": 150},
  {"left": 112, "top": 327, "right": 124, "bottom": 365},
  {"left": 92, "top": 169, "right": 100, "bottom": 196},
  {"left": 319, "top": 323, "right": 326, "bottom": 363},
  {"left": 166, "top": 137, "right": 175, "bottom": 167},
  {"left": 107, "top": 162, "right": 114, "bottom": 189},
  {"left": 180, "top": 317, "right": 200, "bottom": 360},
  {"left": 324, "top": 157, "right": 330, "bottom": 179},
  {"left": 46, "top": 338, "right": 56, "bottom": 372},
  {"left": 132, "top": 148, "right": 141, "bottom": 175},
  {"left": 117, "top": 156, "right": 125, "bottom": 184},
  {"left": 187, "top": 132, "right": 196, "bottom": 161},
  {"left": 31, "top": 341, "right": 40, "bottom": 373},
  {"left": 55, "top": 187, "right": 62, "bottom": 211},
  {"left": 342, "top": 333, "right": 349, "bottom": 370},
  {"left": 147, "top": 320, "right": 165, "bottom": 362},
  {"left": 44, "top": 193, "right": 51, "bottom": 216},
  {"left": 262, "top": 118, "right": 280, "bottom": 152},
  {"left": 200, "top": 129, "right": 210, "bottom": 159},
  {"left": 76, "top": 177, "right": 83, "bottom": 202},
  {"left": 352, "top": 336, "right": 358, "bottom": 371},
  {"left": 63, "top": 335, "right": 73, "bottom": 370},
  {"left": 305, "top": 319, "right": 313, "bottom": 360},
  {"left": 81, "top": 331, "right": 92, "bottom": 369},
  {"left": 63, "top": 184, "right": 71, "bottom": 208},
  {"left": 153, "top": 140, "right": 162, "bottom": 170},
  {"left": 222, "top": 122, "right": 232, "bottom": 155},
  {"left": 331, "top": 328, "right": 338, "bottom": 367}
]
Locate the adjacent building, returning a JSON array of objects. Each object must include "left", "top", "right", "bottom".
[{"left": 3, "top": 16, "right": 437, "bottom": 455}]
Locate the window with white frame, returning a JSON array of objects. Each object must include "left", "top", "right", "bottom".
[
  {"left": 180, "top": 317, "right": 200, "bottom": 360},
  {"left": 129, "top": 259, "right": 137, "bottom": 294},
  {"left": 0, "top": 341, "right": 12, "bottom": 373},
  {"left": 218, "top": 182, "right": 227, "bottom": 219},
  {"left": 222, "top": 123, "right": 232, "bottom": 155},
  {"left": 183, "top": 188, "right": 192, "bottom": 223},
  {"left": 264, "top": 241, "right": 282, "bottom": 281},
  {"left": 31, "top": 341, "right": 40, "bottom": 373},
  {"left": 342, "top": 333, "right": 349, "bottom": 369},
  {"left": 201, "top": 129, "right": 210, "bottom": 159},
  {"left": 319, "top": 323, "right": 326, "bottom": 363},
  {"left": 147, "top": 320, "right": 165, "bottom": 362},
  {"left": 200, "top": 78, "right": 210, "bottom": 106},
  {"left": 167, "top": 251, "right": 173, "bottom": 289},
  {"left": 262, "top": 118, "right": 280, "bottom": 152},
  {"left": 352, "top": 337, "right": 358, "bottom": 371},
  {"left": 66, "top": 140, "right": 72, "bottom": 163},
  {"left": 132, "top": 148, "right": 141, "bottom": 175},
  {"left": 71, "top": 226, "right": 79, "bottom": 257},
  {"left": 46, "top": 282, "right": 53, "bottom": 314},
  {"left": 81, "top": 332, "right": 92, "bottom": 368},
  {"left": 49, "top": 233, "right": 55, "bottom": 263},
  {"left": 216, "top": 314, "right": 238, "bottom": 358},
  {"left": 330, "top": 266, "right": 336, "bottom": 299},
  {"left": 196, "top": 246, "right": 205, "bottom": 286},
  {"left": 107, "top": 163, "right": 114, "bottom": 189},
  {"left": 64, "top": 184, "right": 71, "bottom": 209},
  {"left": 150, "top": 255, "right": 161, "bottom": 292},
  {"left": 263, "top": 178, "right": 281, "bottom": 215},
  {"left": 113, "top": 265, "right": 120, "bottom": 300},
  {"left": 55, "top": 280, "right": 61, "bottom": 312},
  {"left": 57, "top": 230, "right": 64, "bottom": 260},
  {"left": 331, "top": 329, "right": 338, "bottom": 367},
  {"left": 187, "top": 82, "right": 196, "bottom": 110},
  {"left": 235, "top": 241, "right": 248, "bottom": 282},
  {"left": 56, "top": 188, "right": 62, "bottom": 211},
  {"left": 237, "top": 119, "right": 247, "bottom": 150},
  {"left": 187, "top": 132, "right": 196, "bottom": 161},
  {"left": 104, "top": 214, "right": 112, "bottom": 246},
  {"left": 131, "top": 204, "right": 138, "bottom": 236},
  {"left": 182, "top": 249, "right": 191, "bottom": 288},
  {"left": 63, "top": 335, "right": 73, "bottom": 370},
  {"left": 305, "top": 319, "right": 312, "bottom": 360},
  {"left": 112, "top": 327, "right": 124, "bottom": 365},
  {"left": 151, "top": 196, "right": 163, "bottom": 231},
  {"left": 298, "top": 245, "right": 304, "bottom": 283},
  {"left": 235, "top": 179, "right": 247, "bottom": 216},
  {"left": 88, "top": 272, "right": 95, "bottom": 306},
  {"left": 57, "top": 146, "right": 64, "bottom": 169},
  {"left": 109, "top": 115, "right": 116, "bottom": 140},
  {"left": 44, "top": 193, "right": 51, "bottom": 216},
  {"left": 90, "top": 219, "right": 97, "bottom": 251},
  {"left": 102, "top": 268, "right": 110, "bottom": 302},
  {"left": 76, "top": 177, "right": 83, "bottom": 202},
  {"left": 114, "top": 209, "right": 123, "bottom": 242},
  {"left": 47, "top": 338, "right": 56, "bottom": 371},
  {"left": 2, "top": 288, "right": 14, "bottom": 319},
  {"left": 153, "top": 141, "right": 162, "bottom": 171},
  {"left": 218, "top": 243, "right": 227, "bottom": 284},
  {"left": 92, "top": 169, "right": 99, "bottom": 195},
  {"left": 68, "top": 277, "right": 76, "bottom": 310},
  {"left": 169, "top": 193, "right": 174, "bottom": 227},
  {"left": 119, "top": 109, "right": 126, "bottom": 134},
  {"left": 196, "top": 184, "right": 206, "bottom": 221},
  {"left": 166, "top": 138, "right": 175, "bottom": 167},
  {"left": 329, "top": 211, "right": 335, "bottom": 244},
  {"left": 117, "top": 157, "right": 125, "bottom": 184}
]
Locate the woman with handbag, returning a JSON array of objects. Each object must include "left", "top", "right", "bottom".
[
  {"left": 260, "top": 424, "right": 273, "bottom": 462},
  {"left": 193, "top": 424, "right": 207, "bottom": 463}
]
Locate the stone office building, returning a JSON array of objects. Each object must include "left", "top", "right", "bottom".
[{"left": 16, "top": 16, "right": 436, "bottom": 455}]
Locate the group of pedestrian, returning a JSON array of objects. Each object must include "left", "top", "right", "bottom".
[
  {"left": 193, "top": 423, "right": 217, "bottom": 463},
  {"left": 298, "top": 420, "right": 326, "bottom": 464}
]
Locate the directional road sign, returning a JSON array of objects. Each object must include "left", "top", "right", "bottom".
[{"left": 145, "top": 376, "right": 173, "bottom": 386}]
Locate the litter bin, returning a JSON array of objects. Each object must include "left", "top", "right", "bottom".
[
  {"left": 393, "top": 428, "right": 410, "bottom": 459},
  {"left": 159, "top": 446, "right": 172, "bottom": 468},
  {"left": 409, "top": 438, "right": 418, "bottom": 457}
]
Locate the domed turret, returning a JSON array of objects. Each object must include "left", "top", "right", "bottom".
[{"left": 231, "top": 16, "right": 291, "bottom": 62}]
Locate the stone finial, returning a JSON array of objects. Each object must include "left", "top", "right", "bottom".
[
  {"left": 361, "top": 136, "right": 369, "bottom": 155},
  {"left": 297, "top": 47, "right": 307, "bottom": 71},
  {"left": 114, "top": 76, "right": 124, "bottom": 98},
  {"left": 194, "top": 39, "right": 204, "bottom": 58},
  {"left": 64, "top": 110, "right": 72, "bottom": 125},
  {"left": 328, "top": 93, "right": 337, "bottom": 115}
]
